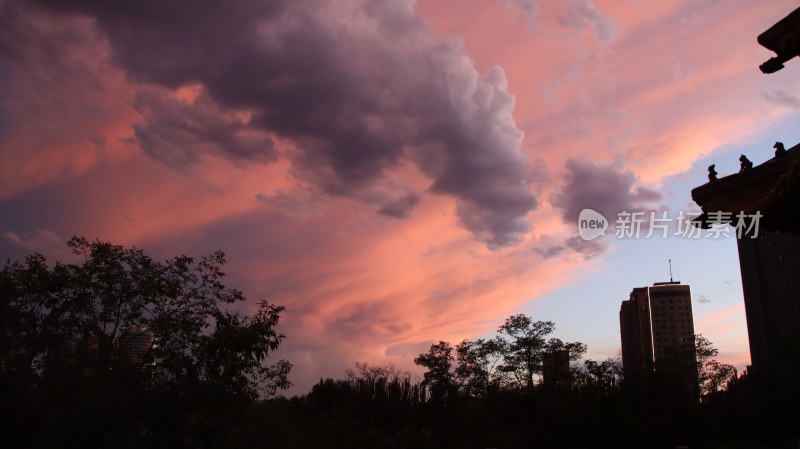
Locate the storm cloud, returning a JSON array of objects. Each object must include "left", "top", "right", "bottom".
[
  {"left": 549, "top": 158, "right": 661, "bottom": 258},
  {"left": 21, "top": 0, "right": 537, "bottom": 248},
  {"left": 551, "top": 158, "right": 662, "bottom": 225}
]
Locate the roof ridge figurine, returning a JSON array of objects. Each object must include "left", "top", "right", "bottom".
[
  {"left": 708, "top": 164, "right": 718, "bottom": 182},
  {"left": 774, "top": 141, "right": 787, "bottom": 157},
  {"left": 739, "top": 154, "right": 753, "bottom": 172}
]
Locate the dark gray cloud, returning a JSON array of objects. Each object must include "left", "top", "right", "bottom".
[
  {"left": 133, "top": 89, "right": 277, "bottom": 170},
  {"left": 564, "top": 235, "right": 608, "bottom": 260},
  {"left": 533, "top": 244, "right": 566, "bottom": 259},
  {"left": 549, "top": 158, "right": 661, "bottom": 258},
  {"left": 378, "top": 192, "right": 421, "bottom": 219},
  {"left": 21, "top": 0, "right": 537, "bottom": 248},
  {"left": 551, "top": 158, "right": 662, "bottom": 225},
  {"left": 533, "top": 234, "right": 607, "bottom": 261},
  {"left": 532, "top": 236, "right": 607, "bottom": 261}
]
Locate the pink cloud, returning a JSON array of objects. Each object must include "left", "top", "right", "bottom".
[
  {"left": 0, "top": 2, "right": 138, "bottom": 198},
  {"left": 3, "top": 0, "right": 795, "bottom": 394}
]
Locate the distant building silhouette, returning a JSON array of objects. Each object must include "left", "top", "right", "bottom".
[
  {"left": 692, "top": 142, "right": 800, "bottom": 376},
  {"left": 542, "top": 349, "right": 571, "bottom": 388},
  {"left": 118, "top": 325, "right": 154, "bottom": 367},
  {"left": 619, "top": 282, "right": 697, "bottom": 391}
]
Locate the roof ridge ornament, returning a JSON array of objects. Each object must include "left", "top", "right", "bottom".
[
  {"left": 708, "top": 164, "right": 718, "bottom": 182},
  {"left": 739, "top": 155, "right": 753, "bottom": 173}
]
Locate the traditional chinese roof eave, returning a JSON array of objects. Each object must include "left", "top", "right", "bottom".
[
  {"left": 691, "top": 143, "right": 800, "bottom": 234},
  {"left": 758, "top": 6, "right": 800, "bottom": 73}
]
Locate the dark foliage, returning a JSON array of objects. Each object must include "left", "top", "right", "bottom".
[{"left": 0, "top": 237, "right": 290, "bottom": 448}]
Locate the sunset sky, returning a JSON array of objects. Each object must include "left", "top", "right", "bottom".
[{"left": 2, "top": 0, "right": 799, "bottom": 395}]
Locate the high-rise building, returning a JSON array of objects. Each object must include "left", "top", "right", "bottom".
[{"left": 619, "top": 282, "right": 697, "bottom": 391}]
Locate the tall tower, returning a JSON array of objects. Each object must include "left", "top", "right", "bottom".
[{"left": 620, "top": 282, "right": 697, "bottom": 391}]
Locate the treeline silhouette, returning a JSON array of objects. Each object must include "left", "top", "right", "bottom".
[
  {"left": 2, "top": 238, "right": 798, "bottom": 448},
  {"left": 292, "top": 345, "right": 798, "bottom": 449},
  {"left": 310, "top": 377, "right": 425, "bottom": 405}
]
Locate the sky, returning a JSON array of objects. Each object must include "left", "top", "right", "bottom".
[{"left": 1, "top": 0, "right": 799, "bottom": 395}]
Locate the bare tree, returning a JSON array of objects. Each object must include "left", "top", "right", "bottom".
[{"left": 346, "top": 361, "right": 409, "bottom": 384}]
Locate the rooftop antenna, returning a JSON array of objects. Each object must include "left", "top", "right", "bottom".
[{"left": 669, "top": 259, "right": 674, "bottom": 283}]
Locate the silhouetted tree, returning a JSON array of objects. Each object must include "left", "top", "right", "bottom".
[
  {"left": 454, "top": 338, "right": 504, "bottom": 397},
  {"left": 0, "top": 237, "right": 291, "bottom": 447},
  {"left": 573, "top": 356, "right": 623, "bottom": 397},
  {"left": 495, "top": 315, "right": 553, "bottom": 391},
  {"left": 414, "top": 341, "right": 456, "bottom": 404},
  {"left": 544, "top": 338, "right": 588, "bottom": 367},
  {"left": 695, "top": 334, "right": 736, "bottom": 396},
  {"left": 494, "top": 314, "right": 585, "bottom": 392}
]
